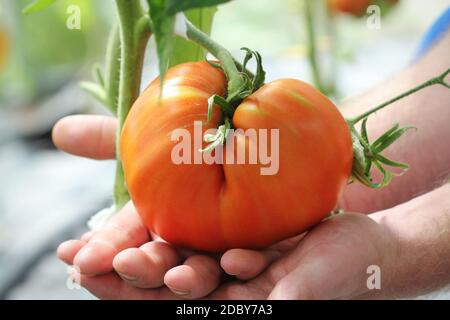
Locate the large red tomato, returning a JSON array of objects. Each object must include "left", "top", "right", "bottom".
[{"left": 121, "top": 62, "right": 353, "bottom": 252}]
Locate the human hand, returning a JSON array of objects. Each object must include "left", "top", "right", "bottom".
[
  {"left": 54, "top": 115, "right": 396, "bottom": 300},
  {"left": 54, "top": 115, "right": 283, "bottom": 299}
]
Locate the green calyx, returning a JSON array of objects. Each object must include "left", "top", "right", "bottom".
[
  {"left": 201, "top": 47, "right": 266, "bottom": 152},
  {"left": 199, "top": 118, "right": 232, "bottom": 153},
  {"left": 348, "top": 67, "right": 450, "bottom": 189},
  {"left": 183, "top": 20, "right": 267, "bottom": 153},
  {"left": 349, "top": 119, "right": 415, "bottom": 188}
]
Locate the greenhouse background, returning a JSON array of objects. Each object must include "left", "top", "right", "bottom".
[{"left": 0, "top": 0, "right": 449, "bottom": 299}]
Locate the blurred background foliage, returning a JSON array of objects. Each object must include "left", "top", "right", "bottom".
[
  {"left": 0, "top": 0, "right": 112, "bottom": 106},
  {"left": 0, "top": 0, "right": 449, "bottom": 111}
]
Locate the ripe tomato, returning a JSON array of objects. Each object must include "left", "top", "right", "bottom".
[
  {"left": 121, "top": 62, "right": 353, "bottom": 251},
  {"left": 328, "top": 0, "right": 399, "bottom": 16},
  {"left": 0, "top": 26, "right": 8, "bottom": 72}
]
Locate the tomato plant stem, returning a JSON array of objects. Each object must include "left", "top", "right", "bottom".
[
  {"left": 349, "top": 67, "right": 450, "bottom": 124},
  {"left": 114, "top": 0, "right": 151, "bottom": 209},
  {"left": 304, "top": 0, "right": 325, "bottom": 93},
  {"left": 348, "top": 67, "right": 450, "bottom": 188},
  {"left": 104, "top": 23, "right": 121, "bottom": 114},
  {"left": 325, "top": 4, "right": 337, "bottom": 96},
  {"left": 184, "top": 19, "right": 245, "bottom": 100}
]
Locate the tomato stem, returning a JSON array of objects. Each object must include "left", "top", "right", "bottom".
[
  {"left": 182, "top": 23, "right": 267, "bottom": 152},
  {"left": 349, "top": 67, "right": 450, "bottom": 124},
  {"left": 113, "top": 0, "right": 151, "bottom": 209},
  {"left": 184, "top": 19, "right": 245, "bottom": 102},
  {"left": 348, "top": 67, "right": 450, "bottom": 189},
  {"left": 304, "top": 0, "right": 324, "bottom": 93},
  {"left": 104, "top": 23, "right": 121, "bottom": 114},
  {"left": 303, "top": 0, "right": 335, "bottom": 95}
]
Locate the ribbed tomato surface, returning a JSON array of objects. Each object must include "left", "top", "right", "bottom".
[{"left": 121, "top": 62, "right": 353, "bottom": 251}]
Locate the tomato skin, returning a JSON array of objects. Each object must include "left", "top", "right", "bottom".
[
  {"left": 328, "top": 0, "right": 370, "bottom": 16},
  {"left": 0, "top": 27, "right": 8, "bottom": 72},
  {"left": 328, "top": 0, "right": 399, "bottom": 16},
  {"left": 121, "top": 62, "right": 353, "bottom": 252}
]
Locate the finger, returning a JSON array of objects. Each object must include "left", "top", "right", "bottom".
[
  {"left": 74, "top": 203, "right": 150, "bottom": 275},
  {"left": 113, "top": 241, "right": 181, "bottom": 289},
  {"left": 210, "top": 281, "right": 269, "bottom": 300},
  {"left": 70, "top": 270, "right": 176, "bottom": 300},
  {"left": 57, "top": 240, "right": 86, "bottom": 265},
  {"left": 52, "top": 115, "right": 116, "bottom": 160},
  {"left": 81, "top": 231, "right": 94, "bottom": 242},
  {"left": 221, "top": 249, "right": 280, "bottom": 280},
  {"left": 164, "top": 255, "right": 222, "bottom": 299},
  {"left": 270, "top": 233, "right": 307, "bottom": 252}
]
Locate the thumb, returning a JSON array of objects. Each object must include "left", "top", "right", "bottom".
[
  {"left": 267, "top": 247, "right": 372, "bottom": 299},
  {"left": 267, "top": 215, "right": 387, "bottom": 299}
]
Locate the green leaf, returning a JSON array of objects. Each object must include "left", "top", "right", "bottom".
[
  {"left": 148, "top": 0, "right": 176, "bottom": 85},
  {"left": 373, "top": 161, "right": 393, "bottom": 188},
  {"left": 359, "top": 118, "right": 372, "bottom": 175},
  {"left": 251, "top": 50, "right": 266, "bottom": 90},
  {"left": 23, "top": 0, "right": 57, "bottom": 14},
  {"left": 372, "top": 125, "right": 416, "bottom": 153},
  {"left": 165, "top": 0, "right": 232, "bottom": 15},
  {"left": 351, "top": 168, "right": 379, "bottom": 189},
  {"left": 170, "top": 7, "right": 217, "bottom": 67},
  {"left": 241, "top": 48, "right": 253, "bottom": 71},
  {"left": 80, "top": 81, "right": 108, "bottom": 107},
  {"left": 148, "top": 2, "right": 218, "bottom": 86},
  {"left": 239, "top": 47, "right": 266, "bottom": 91},
  {"left": 375, "top": 154, "right": 409, "bottom": 176}
]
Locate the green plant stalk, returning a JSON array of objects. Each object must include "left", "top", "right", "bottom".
[
  {"left": 324, "top": 3, "right": 337, "bottom": 96},
  {"left": 185, "top": 19, "right": 244, "bottom": 100},
  {"left": 349, "top": 68, "right": 450, "bottom": 124},
  {"left": 104, "top": 23, "right": 121, "bottom": 114},
  {"left": 113, "top": 0, "right": 151, "bottom": 209},
  {"left": 304, "top": 0, "right": 325, "bottom": 93}
]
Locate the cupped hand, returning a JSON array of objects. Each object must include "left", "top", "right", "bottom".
[
  {"left": 54, "top": 115, "right": 280, "bottom": 299},
  {"left": 54, "top": 115, "right": 395, "bottom": 300}
]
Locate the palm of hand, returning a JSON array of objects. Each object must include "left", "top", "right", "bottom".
[{"left": 210, "top": 213, "right": 387, "bottom": 299}]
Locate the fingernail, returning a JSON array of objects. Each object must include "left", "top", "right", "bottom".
[
  {"left": 226, "top": 270, "right": 240, "bottom": 277},
  {"left": 118, "top": 272, "right": 138, "bottom": 282},
  {"left": 168, "top": 286, "right": 190, "bottom": 297}
]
